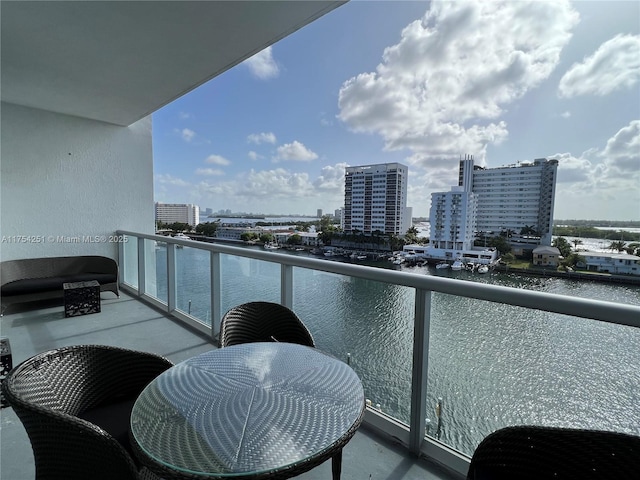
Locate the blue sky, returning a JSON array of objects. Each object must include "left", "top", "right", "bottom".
[{"left": 153, "top": 0, "right": 639, "bottom": 221}]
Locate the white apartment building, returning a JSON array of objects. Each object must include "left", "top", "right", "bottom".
[
  {"left": 429, "top": 187, "right": 477, "bottom": 251},
  {"left": 578, "top": 252, "right": 640, "bottom": 276},
  {"left": 459, "top": 157, "right": 558, "bottom": 246},
  {"left": 343, "top": 163, "right": 411, "bottom": 236},
  {"left": 155, "top": 203, "right": 200, "bottom": 228}
]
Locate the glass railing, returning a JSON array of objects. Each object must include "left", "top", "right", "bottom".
[{"left": 118, "top": 230, "right": 640, "bottom": 478}]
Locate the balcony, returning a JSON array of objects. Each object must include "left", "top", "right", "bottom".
[
  {"left": 1, "top": 290, "right": 456, "bottom": 480},
  {"left": 6, "top": 233, "right": 638, "bottom": 480}
]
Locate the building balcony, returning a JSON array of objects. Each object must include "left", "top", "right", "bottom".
[
  {"left": 1, "top": 290, "right": 456, "bottom": 480},
  {"left": 5, "top": 232, "right": 638, "bottom": 480}
]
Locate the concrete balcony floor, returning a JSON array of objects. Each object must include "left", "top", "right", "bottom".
[{"left": 1, "top": 291, "right": 458, "bottom": 480}]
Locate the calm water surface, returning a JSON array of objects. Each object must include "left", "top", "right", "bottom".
[{"left": 154, "top": 245, "right": 640, "bottom": 456}]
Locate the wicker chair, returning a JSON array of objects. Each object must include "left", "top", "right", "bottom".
[
  {"left": 219, "top": 301, "right": 315, "bottom": 348},
  {"left": 467, "top": 425, "right": 640, "bottom": 480},
  {"left": 1, "top": 344, "right": 173, "bottom": 480}
]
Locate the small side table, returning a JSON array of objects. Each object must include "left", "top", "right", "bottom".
[
  {"left": 63, "top": 280, "right": 101, "bottom": 317},
  {"left": 0, "top": 337, "right": 12, "bottom": 407}
]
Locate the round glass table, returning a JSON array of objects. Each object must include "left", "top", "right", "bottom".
[{"left": 130, "top": 342, "right": 365, "bottom": 480}]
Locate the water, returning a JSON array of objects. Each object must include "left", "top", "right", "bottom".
[{"left": 153, "top": 245, "right": 640, "bottom": 456}]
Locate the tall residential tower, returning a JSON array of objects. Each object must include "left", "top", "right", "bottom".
[
  {"left": 343, "top": 163, "right": 411, "bottom": 236},
  {"left": 458, "top": 157, "right": 558, "bottom": 246}
]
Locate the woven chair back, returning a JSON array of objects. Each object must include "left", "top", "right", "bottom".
[
  {"left": 2, "top": 345, "right": 172, "bottom": 480},
  {"left": 219, "top": 301, "right": 315, "bottom": 348},
  {"left": 467, "top": 425, "right": 640, "bottom": 480}
]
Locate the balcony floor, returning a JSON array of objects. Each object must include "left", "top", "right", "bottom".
[{"left": 1, "top": 291, "right": 458, "bottom": 480}]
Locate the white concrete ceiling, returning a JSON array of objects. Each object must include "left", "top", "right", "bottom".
[{"left": 1, "top": 0, "right": 345, "bottom": 126}]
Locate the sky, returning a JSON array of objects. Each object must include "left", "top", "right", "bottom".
[{"left": 153, "top": 0, "right": 640, "bottom": 221}]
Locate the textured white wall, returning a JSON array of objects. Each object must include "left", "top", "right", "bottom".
[{"left": 1, "top": 102, "right": 153, "bottom": 261}]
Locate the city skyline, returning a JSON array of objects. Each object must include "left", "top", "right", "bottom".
[{"left": 153, "top": 1, "right": 639, "bottom": 221}]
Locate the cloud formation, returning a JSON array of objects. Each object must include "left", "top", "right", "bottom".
[
  {"left": 247, "top": 132, "right": 277, "bottom": 144},
  {"left": 195, "top": 168, "right": 224, "bottom": 176},
  {"left": 558, "top": 34, "right": 640, "bottom": 98},
  {"left": 273, "top": 141, "right": 318, "bottom": 162},
  {"left": 338, "top": 1, "right": 579, "bottom": 166},
  {"left": 551, "top": 120, "right": 640, "bottom": 218},
  {"left": 181, "top": 128, "right": 195, "bottom": 142},
  {"left": 205, "top": 154, "right": 231, "bottom": 166},
  {"left": 244, "top": 46, "right": 279, "bottom": 80}
]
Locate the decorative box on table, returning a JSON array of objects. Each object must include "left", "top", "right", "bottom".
[{"left": 63, "top": 280, "right": 101, "bottom": 317}]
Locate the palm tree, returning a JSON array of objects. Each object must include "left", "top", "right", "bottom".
[
  {"left": 571, "top": 239, "right": 583, "bottom": 251},
  {"left": 608, "top": 240, "right": 626, "bottom": 252}
]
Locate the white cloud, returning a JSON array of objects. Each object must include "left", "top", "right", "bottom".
[
  {"left": 248, "top": 151, "right": 263, "bottom": 161},
  {"left": 205, "top": 154, "right": 231, "bottom": 166},
  {"left": 600, "top": 120, "right": 640, "bottom": 173},
  {"left": 550, "top": 120, "right": 640, "bottom": 219},
  {"left": 244, "top": 46, "right": 279, "bottom": 80},
  {"left": 179, "top": 112, "right": 191, "bottom": 120},
  {"left": 195, "top": 168, "right": 225, "bottom": 176},
  {"left": 313, "top": 163, "right": 348, "bottom": 191},
  {"left": 154, "top": 174, "right": 191, "bottom": 187},
  {"left": 273, "top": 141, "right": 318, "bottom": 162},
  {"left": 181, "top": 128, "right": 195, "bottom": 142},
  {"left": 561, "top": 111, "right": 571, "bottom": 119},
  {"left": 558, "top": 34, "right": 640, "bottom": 98},
  {"left": 338, "top": 0, "right": 578, "bottom": 168},
  {"left": 247, "top": 132, "right": 277, "bottom": 145}
]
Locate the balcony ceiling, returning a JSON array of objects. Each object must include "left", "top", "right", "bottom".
[{"left": 1, "top": 0, "right": 345, "bottom": 126}]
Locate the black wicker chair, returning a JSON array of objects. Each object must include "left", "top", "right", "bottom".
[
  {"left": 1, "top": 344, "right": 173, "bottom": 480},
  {"left": 219, "top": 301, "right": 315, "bottom": 348},
  {"left": 467, "top": 425, "right": 640, "bottom": 480}
]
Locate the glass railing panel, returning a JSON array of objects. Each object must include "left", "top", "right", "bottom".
[
  {"left": 154, "top": 241, "right": 168, "bottom": 304},
  {"left": 293, "top": 267, "right": 414, "bottom": 425},
  {"left": 219, "top": 253, "right": 280, "bottom": 316},
  {"left": 425, "top": 292, "right": 640, "bottom": 457},
  {"left": 143, "top": 238, "right": 163, "bottom": 302},
  {"left": 122, "top": 235, "right": 138, "bottom": 288},
  {"left": 174, "top": 246, "right": 211, "bottom": 325}
]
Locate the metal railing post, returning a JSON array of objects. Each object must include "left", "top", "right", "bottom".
[
  {"left": 281, "top": 264, "right": 294, "bottom": 309},
  {"left": 409, "top": 288, "right": 432, "bottom": 454}
]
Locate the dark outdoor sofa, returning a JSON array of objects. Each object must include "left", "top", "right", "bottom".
[{"left": 0, "top": 256, "right": 119, "bottom": 315}]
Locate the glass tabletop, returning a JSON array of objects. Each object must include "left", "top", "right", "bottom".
[{"left": 130, "top": 342, "right": 365, "bottom": 478}]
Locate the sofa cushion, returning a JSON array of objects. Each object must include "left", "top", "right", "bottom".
[{"left": 1, "top": 273, "right": 116, "bottom": 296}]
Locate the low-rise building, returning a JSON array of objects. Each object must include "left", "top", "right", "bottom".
[
  {"left": 532, "top": 246, "right": 561, "bottom": 267},
  {"left": 578, "top": 252, "right": 640, "bottom": 275}
]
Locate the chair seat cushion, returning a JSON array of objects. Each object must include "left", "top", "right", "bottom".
[
  {"left": 78, "top": 399, "right": 136, "bottom": 458},
  {"left": 1, "top": 273, "right": 117, "bottom": 295}
]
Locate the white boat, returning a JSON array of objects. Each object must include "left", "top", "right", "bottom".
[
  {"left": 263, "top": 242, "right": 280, "bottom": 250},
  {"left": 451, "top": 259, "right": 463, "bottom": 271},
  {"left": 173, "top": 232, "right": 190, "bottom": 248},
  {"left": 435, "top": 262, "right": 450, "bottom": 269},
  {"left": 477, "top": 265, "right": 489, "bottom": 274}
]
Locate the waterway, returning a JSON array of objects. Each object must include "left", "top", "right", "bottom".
[{"left": 153, "top": 244, "right": 640, "bottom": 457}]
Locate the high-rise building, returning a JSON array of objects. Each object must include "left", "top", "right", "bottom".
[
  {"left": 343, "top": 163, "right": 411, "bottom": 236},
  {"left": 317, "top": 209, "right": 323, "bottom": 218},
  {"left": 429, "top": 187, "right": 477, "bottom": 251},
  {"left": 458, "top": 157, "right": 558, "bottom": 246},
  {"left": 155, "top": 203, "right": 200, "bottom": 228}
]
